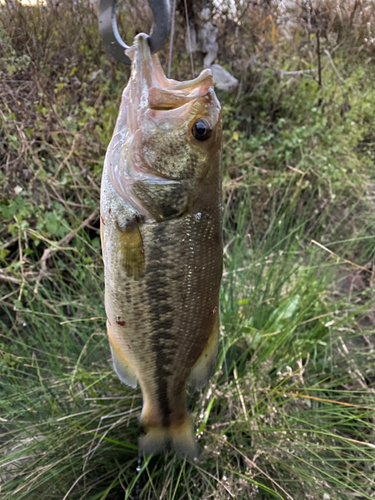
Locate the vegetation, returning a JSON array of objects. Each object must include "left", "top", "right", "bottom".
[{"left": 1, "top": 0, "right": 375, "bottom": 498}]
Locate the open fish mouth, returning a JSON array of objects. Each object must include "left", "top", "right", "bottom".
[{"left": 126, "top": 33, "right": 214, "bottom": 112}]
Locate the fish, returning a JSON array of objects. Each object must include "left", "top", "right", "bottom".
[{"left": 100, "top": 33, "right": 222, "bottom": 459}]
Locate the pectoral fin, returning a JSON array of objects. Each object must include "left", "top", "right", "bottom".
[
  {"left": 188, "top": 314, "right": 219, "bottom": 390},
  {"left": 116, "top": 221, "right": 145, "bottom": 278}
]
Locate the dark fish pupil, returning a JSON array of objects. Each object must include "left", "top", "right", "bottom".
[
  {"left": 192, "top": 119, "right": 211, "bottom": 141},
  {"left": 195, "top": 122, "right": 205, "bottom": 135}
]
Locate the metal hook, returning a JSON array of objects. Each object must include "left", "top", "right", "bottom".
[{"left": 98, "top": 0, "right": 171, "bottom": 65}]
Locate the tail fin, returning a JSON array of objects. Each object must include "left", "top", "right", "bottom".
[{"left": 139, "top": 415, "right": 198, "bottom": 460}]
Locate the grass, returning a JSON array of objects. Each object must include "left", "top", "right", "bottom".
[
  {"left": 1, "top": 188, "right": 374, "bottom": 499},
  {"left": 1, "top": 0, "right": 375, "bottom": 498}
]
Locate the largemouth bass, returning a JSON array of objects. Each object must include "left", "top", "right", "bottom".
[{"left": 100, "top": 34, "right": 222, "bottom": 459}]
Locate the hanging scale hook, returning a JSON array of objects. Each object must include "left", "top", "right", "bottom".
[{"left": 98, "top": 0, "right": 171, "bottom": 65}]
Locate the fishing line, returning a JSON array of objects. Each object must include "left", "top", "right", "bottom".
[
  {"left": 183, "top": 0, "right": 195, "bottom": 78},
  {"left": 167, "top": 0, "right": 177, "bottom": 78}
]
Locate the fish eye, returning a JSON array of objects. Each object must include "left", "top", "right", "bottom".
[{"left": 192, "top": 119, "right": 212, "bottom": 142}]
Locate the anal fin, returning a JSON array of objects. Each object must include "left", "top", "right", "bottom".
[
  {"left": 107, "top": 325, "right": 137, "bottom": 388},
  {"left": 188, "top": 314, "right": 219, "bottom": 390}
]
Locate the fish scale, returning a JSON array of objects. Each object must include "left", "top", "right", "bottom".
[{"left": 100, "top": 33, "right": 222, "bottom": 458}]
